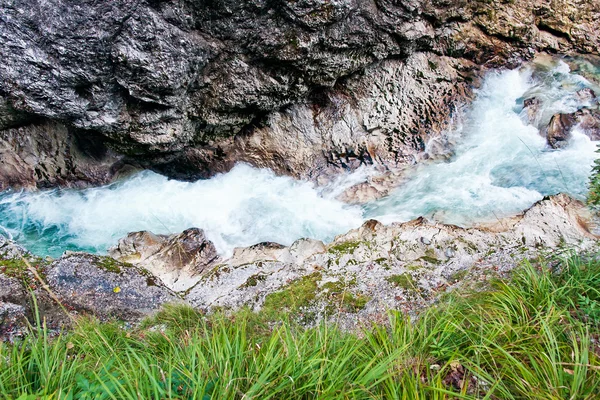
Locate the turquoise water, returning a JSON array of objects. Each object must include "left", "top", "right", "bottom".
[{"left": 0, "top": 58, "right": 598, "bottom": 258}]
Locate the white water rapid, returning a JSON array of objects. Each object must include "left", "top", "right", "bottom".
[
  {"left": 0, "top": 58, "right": 598, "bottom": 258},
  {"left": 364, "top": 59, "right": 600, "bottom": 225}
]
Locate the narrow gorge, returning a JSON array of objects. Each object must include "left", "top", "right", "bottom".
[{"left": 1, "top": 0, "right": 600, "bottom": 334}]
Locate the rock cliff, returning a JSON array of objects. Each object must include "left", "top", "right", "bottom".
[{"left": 1, "top": 0, "right": 599, "bottom": 187}]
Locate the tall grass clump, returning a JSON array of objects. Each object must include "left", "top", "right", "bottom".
[{"left": 1, "top": 253, "right": 599, "bottom": 399}]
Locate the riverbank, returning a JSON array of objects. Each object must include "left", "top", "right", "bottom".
[
  {"left": 1, "top": 253, "right": 599, "bottom": 399},
  {"left": 1, "top": 192, "right": 597, "bottom": 338}
]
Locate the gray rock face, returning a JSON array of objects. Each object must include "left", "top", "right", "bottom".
[
  {"left": 45, "top": 254, "right": 178, "bottom": 321},
  {"left": 109, "top": 228, "right": 220, "bottom": 292},
  {"left": 0, "top": 120, "right": 131, "bottom": 190},
  {"left": 1, "top": 0, "right": 598, "bottom": 186},
  {"left": 0, "top": 248, "right": 178, "bottom": 339},
  {"left": 0, "top": 233, "right": 29, "bottom": 259},
  {"left": 0, "top": 301, "right": 26, "bottom": 340}
]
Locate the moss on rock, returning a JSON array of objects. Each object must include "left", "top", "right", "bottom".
[
  {"left": 328, "top": 241, "right": 362, "bottom": 254},
  {"left": 386, "top": 273, "right": 417, "bottom": 290},
  {"left": 0, "top": 257, "right": 47, "bottom": 286},
  {"left": 95, "top": 256, "right": 129, "bottom": 274},
  {"left": 262, "top": 272, "right": 322, "bottom": 321}
]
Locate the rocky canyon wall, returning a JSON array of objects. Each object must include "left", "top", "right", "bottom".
[{"left": 1, "top": 0, "right": 599, "bottom": 187}]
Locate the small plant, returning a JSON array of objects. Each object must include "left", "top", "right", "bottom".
[
  {"left": 328, "top": 240, "right": 362, "bottom": 254},
  {"left": 323, "top": 278, "right": 370, "bottom": 313},
  {"left": 587, "top": 145, "right": 600, "bottom": 206},
  {"left": 261, "top": 272, "right": 322, "bottom": 323}
]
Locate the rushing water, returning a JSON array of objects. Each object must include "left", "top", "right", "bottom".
[
  {"left": 364, "top": 59, "right": 600, "bottom": 225},
  {"left": 1, "top": 58, "right": 599, "bottom": 258}
]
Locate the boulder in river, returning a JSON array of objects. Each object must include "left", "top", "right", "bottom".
[
  {"left": 545, "top": 107, "right": 600, "bottom": 148},
  {"left": 546, "top": 113, "right": 577, "bottom": 148},
  {"left": 575, "top": 108, "right": 600, "bottom": 140},
  {"left": 522, "top": 97, "right": 542, "bottom": 126},
  {"left": 574, "top": 88, "right": 598, "bottom": 105}
]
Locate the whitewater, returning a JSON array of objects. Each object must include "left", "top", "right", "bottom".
[{"left": 0, "top": 59, "right": 598, "bottom": 258}]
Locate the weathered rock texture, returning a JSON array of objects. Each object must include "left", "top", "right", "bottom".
[
  {"left": 521, "top": 76, "right": 600, "bottom": 149},
  {"left": 1, "top": 0, "right": 599, "bottom": 186},
  {"left": 185, "top": 194, "right": 598, "bottom": 327},
  {"left": 546, "top": 108, "right": 600, "bottom": 148},
  {"left": 0, "top": 120, "right": 132, "bottom": 189},
  {"left": 109, "top": 228, "right": 220, "bottom": 292},
  {"left": 45, "top": 254, "right": 179, "bottom": 321},
  {"left": 0, "top": 239, "right": 178, "bottom": 339}
]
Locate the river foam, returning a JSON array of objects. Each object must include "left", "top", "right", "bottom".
[
  {"left": 0, "top": 58, "right": 598, "bottom": 257},
  {"left": 0, "top": 165, "right": 365, "bottom": 257},
  {"left": 364, "top": 60, "right": 599, "bottom": 225}
]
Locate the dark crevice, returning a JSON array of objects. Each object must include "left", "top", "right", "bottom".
[{"left": 536, "top": 23, "right": 572, "bottom": 42}]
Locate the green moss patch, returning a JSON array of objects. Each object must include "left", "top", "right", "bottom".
[
  {"left": 262, "top": 272, "right": 322, "bottom": 321},
  {"left": 240, "top": 273, "right": 268, "bottom": 288},
  {"left": 328, "top": 241, "right": 362, "bottom": 255},
  {"left": 418, "top": 249, "right": 442, "bottom": 265},
  {"left": 95, "top": 256, "right": 131, "bottom": 274},
  {"left": 386, "top": 273, "right": 417, "bottom": 290},
  {"left": 322, "top": 277, "right": 370, "bottom": 313},
  {"left": 0, "top": 257, "right": 47, "bottom": 286}
]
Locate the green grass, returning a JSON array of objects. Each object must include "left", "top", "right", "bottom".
[{"left": 1, "top": 254, "right": 600, "bottom": 399}]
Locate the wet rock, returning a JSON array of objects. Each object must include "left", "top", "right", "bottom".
[
  {"left": 575, "top": 88, "right": 597, "bottom": 105},
  {"left": 568, "top": 56, "right": 600, "bottom": 86},
  {"left": 109, "top": 228, "right": 219, "bottom": 292},
  {"left": 546, "top": 107, "right": 600, "bottom": 148},
  {"left": 0, "top": 120, "right": 132, "bottom": 190},
  {"left": 45, "top": 254, "right": 178, "bottom": 321},
  {"left": 212, "top": 53, "right": 477, "bottom": 181},
  {"left": 575, "top": 108, "right": 600, "bottom": 140},
  {"left": 336, "top": 168, "right": 409, "bottom": 204},
  {"left": 546, "top": 113, "right": 577, "bottom": 148},
  {"left": 522, "top": 97, "right": 542, "bottom": 126}
]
